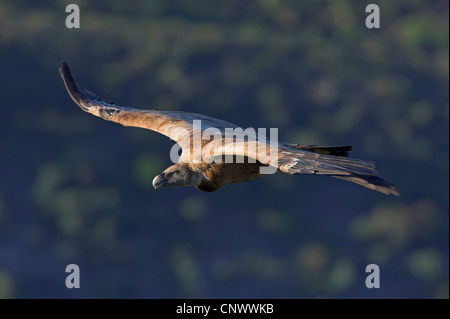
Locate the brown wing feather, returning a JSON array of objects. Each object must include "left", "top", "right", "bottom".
[
  {"left": 59, "top": 62, "right": 239, "bottom": 148},
  {"left": 209, "top": 141, "right": 399, "bottom": 195},
  {"left": 277, "top": 146, "right": 399, "bottom": 196}
]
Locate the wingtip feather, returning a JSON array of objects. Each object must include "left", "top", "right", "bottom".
[{"left": 59, "top": 61, "right": 87, "bottom": 110}]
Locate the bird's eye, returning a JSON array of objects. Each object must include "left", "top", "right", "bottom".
[{"left": 174, "top": 170, "right": 180, "bottom": 175}]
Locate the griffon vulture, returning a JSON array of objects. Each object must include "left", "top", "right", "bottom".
[{"left": 59, "top": 62, "right": 399, "bottom": 196}]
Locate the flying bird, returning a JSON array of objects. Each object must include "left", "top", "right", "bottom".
[{"left": 59, "top": 62, "right": 399, "bottom": 196}]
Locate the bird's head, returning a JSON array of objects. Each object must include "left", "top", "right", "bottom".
[{"left": 152, "top": 164, "right": 202, "bottom": 189}]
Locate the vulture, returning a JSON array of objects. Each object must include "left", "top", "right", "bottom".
[{"left": 59, "top": 62, "right": 399, "bottom": 196}]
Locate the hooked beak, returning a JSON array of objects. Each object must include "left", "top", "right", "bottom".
[{"left": 152, "top": 174, "right": 168, "bottom": 189}]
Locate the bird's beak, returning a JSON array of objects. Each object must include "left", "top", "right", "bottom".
[{"left": 152, "top": 174, "right": 168, "bottom": 189}]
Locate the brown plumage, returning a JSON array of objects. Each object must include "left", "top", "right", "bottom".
[{"left": 59, "top": 62, "right": 399, "bottom": 196}]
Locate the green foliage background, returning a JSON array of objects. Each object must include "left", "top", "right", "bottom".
[{"left": 0, "top": 0, "right": 448, "bottom": 298}]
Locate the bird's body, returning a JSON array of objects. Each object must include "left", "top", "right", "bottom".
[{"left": 59, "top": 62, "right": 399, "bottom": 196}]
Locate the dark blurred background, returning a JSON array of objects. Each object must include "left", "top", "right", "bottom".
[{"left": 0, "top": 0, "right": 448, "bottom": 298}]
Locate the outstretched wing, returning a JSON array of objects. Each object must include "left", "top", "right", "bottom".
[
  {"left": 205, "top": 139, "right": 399, "bottom": 195},
  {"left": 59, "top": 62, "right": 239, "bottom": 150},
  {"left": 278, "top": 146, "right": 399, "bottom": 195}
]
